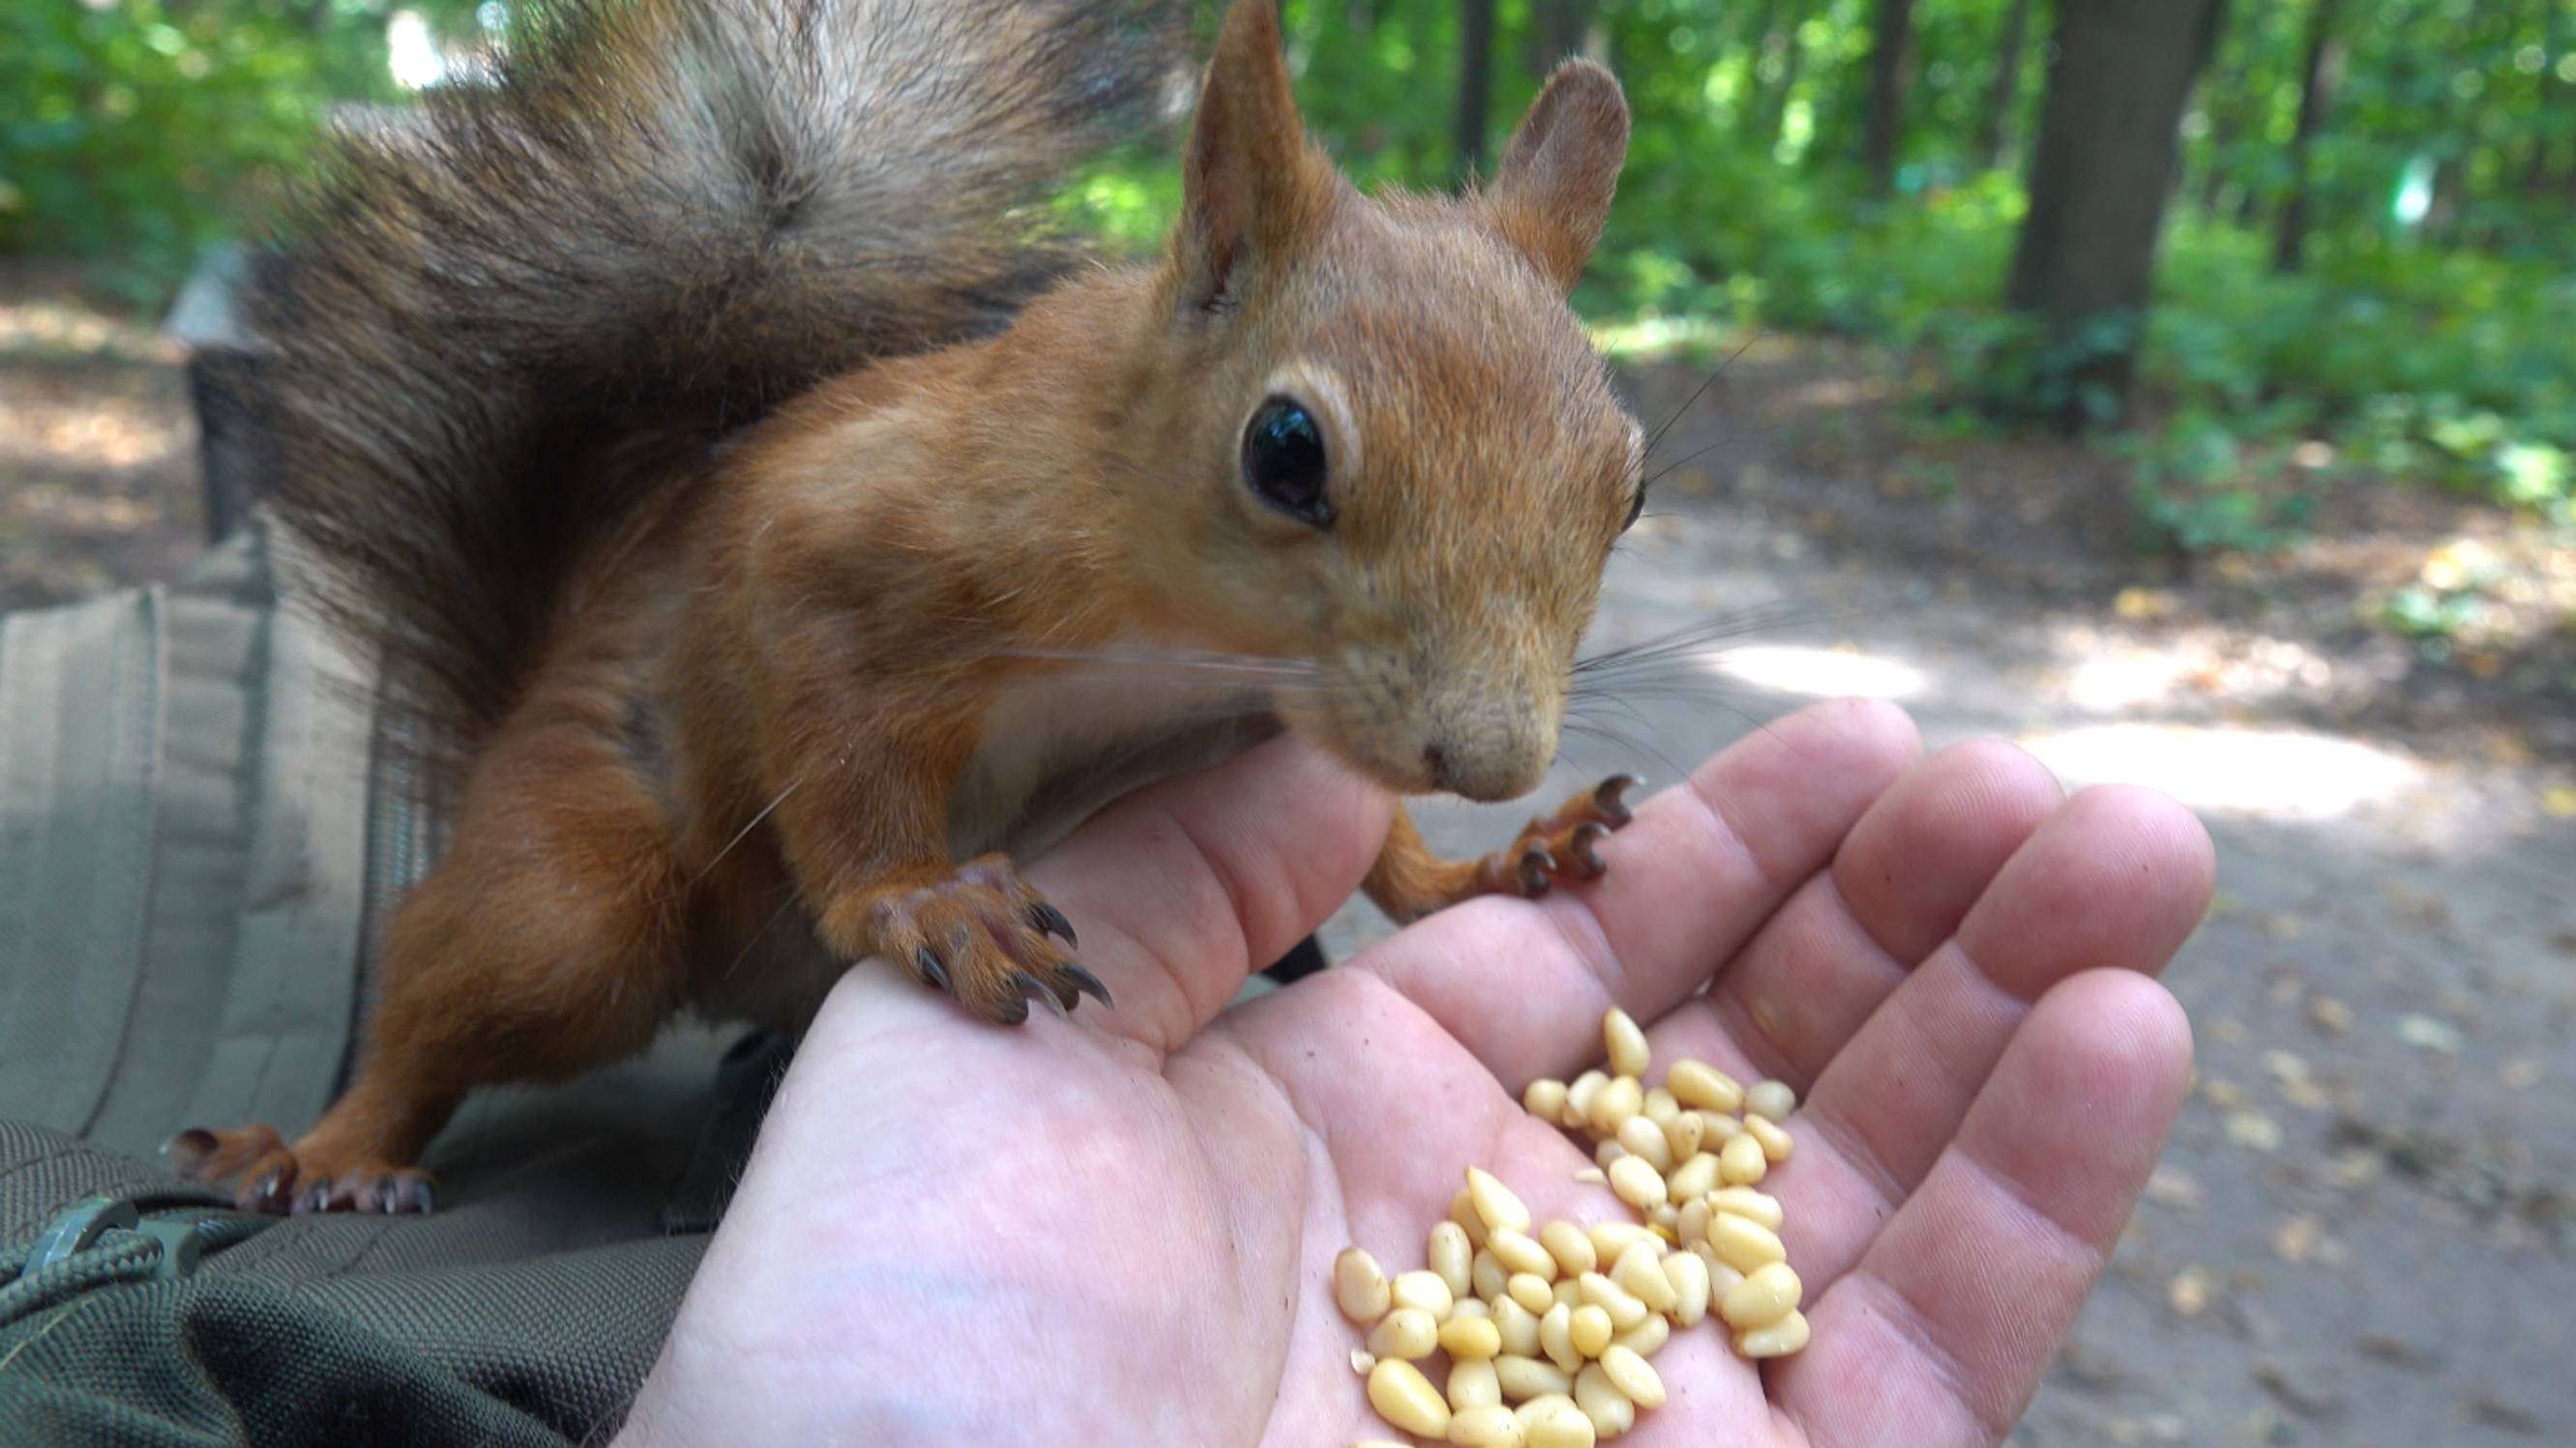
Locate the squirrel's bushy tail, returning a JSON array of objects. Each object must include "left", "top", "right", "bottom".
[{"left": 231, "top": 0, "right": 1184, "bottom": 769}]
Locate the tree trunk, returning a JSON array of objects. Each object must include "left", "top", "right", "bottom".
[
  {"left": 1860, "top": 0, "right": 1919, "bottom": 194},
  {"left": 1530, "top": 0, "right": 1593, "bottom": 75},
  {"left": 1976, "top": 0, "right": 2035, "bottom": 169},
  {"left": 2270, "top": 0, "right": 2347, "bottom": 273},
  {"left": 2004, "top": 0, "right": 2229, "bottom": 429},
  {"left": 1747, "top": 2, "right": 1809, "bottom": 151},
  {"left": 1456, "top": 0, "right": 1496, "bottom": 178}
]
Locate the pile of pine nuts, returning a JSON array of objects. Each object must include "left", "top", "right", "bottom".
[{"left": 1336, "top": 1008, "right": 1808, "bottom": 1445}]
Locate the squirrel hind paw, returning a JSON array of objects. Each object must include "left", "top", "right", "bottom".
[{"left": 163, "top": 1124, "right": 440, "bottom": 1216}]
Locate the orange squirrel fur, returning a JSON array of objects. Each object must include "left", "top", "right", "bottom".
[{"left": 175, "top": 0, "right": 1646, "bottom": 1214}]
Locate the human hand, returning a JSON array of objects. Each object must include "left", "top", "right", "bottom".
[{"left": 616, "top": 699, "right": 2211, "bottom": 1446}]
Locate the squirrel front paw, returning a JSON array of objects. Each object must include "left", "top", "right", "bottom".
[
  {"left": 824, "top": 854, "right": 1110, "bottom": 1025},
  {"left": 1476, "top": 773, "right": 1641, "bottom": 898}
]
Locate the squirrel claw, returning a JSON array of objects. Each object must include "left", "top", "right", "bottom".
[
  {"left": 1059, "top": 963, "right": 1113, "bottom": 1009},
  {"left": 1593, "top": 774, "right": 1641, "bottom": 827},
  {"left": 1566, "top": 821, "right": 1614, "bottom": 878},
  {"left": 1029, "top": 901, "right": 1078, "bottom": 948},
  {"left": 1513, "top": 844, "right": 1557, "bottom": 898},
  {"left": 1012, "top": 969, "right": 1072, "bottom": 1018},
  {"left": 914, "top": 946, "right": 952, "bottom": 994}
]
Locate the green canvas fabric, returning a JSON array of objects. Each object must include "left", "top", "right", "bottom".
[{"left": 0, "top": 523, "right": 776, "bottom": 1447}]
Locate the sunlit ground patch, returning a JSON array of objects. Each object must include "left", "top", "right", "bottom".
[{"left": 2016, "top": 723, "right": 2424, "bottom": 819}]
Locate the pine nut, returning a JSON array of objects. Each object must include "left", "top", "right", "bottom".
[
  {"left": 1351, "top": 1348, "right": 1377, "bottom": 1375},
  {"left": 1667, "top": 1151, "right": 1720, "bottom": 1200},
  {"left": 1567, "top": 1303, "right": 1613, "bottom": 1357},
  {"left": 1666, "top": 1059, "right": 1744, "bottom": 1113},
  {"left": 1514, "top": 1402, "right": 1597, "bottom": 1442},
  {"left": 1495, "top": 1294, "right": 1541, "bottom": 1355},
  {"left": 1440, "top": 1314, "right": 1504, "bottom": 1360},
  {"left": 1393, "top": 1270, "right": 1455, "bottom": 1320},
  {"left": 1608, "top": 1155, "right": 1668, "bottom": 1211},
  {"left": 1446, "top": 1404, "right": 1525, "bottom": 1447},
  {"left": 1611, "top": 1241, "right": 1678, "bottom": 1314},
  {"left": 1354, "top": 1440, "right": 1410, "bottom": 1448},
  {"left": 1430, "top": 1221, "right": 1473, "bottom": 1300},
  {"left": 1610, "top": 1311, "right": 1668, "bottom": 1358},
  {"left": 1539, "top": 1302, "right": 1580, "bottom": 1373},
  {"left": 1523, "top": 1078, "right": 1569, "bottom": 1122},
  {"left": 1709, "top": 1212, "right": 1788, "bottom": 1274},
  {"left": 1467, "top": 1167, "right": 1532, "bottom": 1236},
  {"left": 1472, "top": 1248, "right": 1508, "bottom": 1302},
  {"left": 1367, "top": 1357, "right": 1452, "bottom": 1438},
  {"left": 1539, "top": 1220, "right": 1596, "bottom": 1278},
  {"left": 1563, "top": 1071, "right": 1607, "bottom": 1129},
  {"left": 1519, "top": 1397, "right": 1597, "bottom": 1448},
  {"left": 1707, "top": 1186, "right": 1784, "bottom": 1230},
  {"left": 1586, "top": 1076, "right": 1643, "bottom": 1135},
  {"left": 1720, "top": 1261, "right": 1802, "bottom": 1331},
  {"left": 1504, "top": 1272, "right": 1552, "bottom": 1315},
  {"left": 1675, "top": 1197, "right": 1712, "bottom": 1249},
  {"left": 1494, "top": 1354, "right": 1572, "bottom": 1401},
  {"left": 1597, "top": 1345, "right": 1665, "bottom": 1408},
  {"left": 1449, "top": 1355, "right": 1501, "bottom": 1410},
  {"left": 1719, "top": 1130, "right": 1769, "bottom": 1185},
  {"left": 1745, "top": 1079, "right": 1796, "bottom": 1123},
  {"left": 1614, "top": 1115, "right": 1674, "bottom": 1173},
  {"left": 1552, "top": 1278, "right": 1581, "bottom": 1310},
  {"left": 1336, "top": 1248, "right": 1391, "bottom": 1324},
  {"left": 1603, "top": 1007, "right": 1650, "bottom": 1079},
  {"left": 1735, "top": 1308, "right": 1811, "bottom": 1359},
  {"left": 1642, "top": 1086, "right": 1678, "bottom": 1126},
  {"left": 1585, "top": 1222, "right": 1655, "bottom": 1263},
  {"left": 1744, "top": 1111, "right": 1793, "bottom": 1163},
  {"left": 1647, "top": 1201, "right": 1678, "bottom": 1233},
  {"left": 1662, "top": 1109, "right": 1704, "bottom": 1162},
  {"left": 1452, "top": 1190, "right": 1491, "bottom": 1249},
  {"left": 1593, "top": 1138, "right": 1627, "bottom": 1168},
  {"left": 1369, "top": 1307, "right": 1438, "bottom": 1360},
  {"left": 1663, "top": 1246, "right": 1711, "bottom": 1327},
  {"left": 1453, "top": 1297, "right": 1491, "bottom": 1320},
  {"left": 1698, "top": 1109, "right": 1742, "bottom": 1142},
  {"left": 1489, "top": 1227, "right": 1556, "bottom": 1280},
  {"left": 1571, "top": 1363, "right": 1635, "bottom": 1438},
  {"left": 1576, "top": 1271, "right": 1647, "bottom": 1330}
]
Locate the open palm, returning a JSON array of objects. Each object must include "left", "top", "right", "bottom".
[{"left": 617, "top": 698, "right": 2211, "bottom": 1447}]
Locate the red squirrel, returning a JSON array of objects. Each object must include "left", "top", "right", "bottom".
[{"left": 172, "top": 0, "right": 1647, "bottom": 1215}]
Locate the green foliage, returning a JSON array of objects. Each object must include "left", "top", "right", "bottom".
[
  {"left": 0, "top": 0, "right": 462, "bottom": 303},
  {"left": 9, "top": 0, "right": 2571, "bottom": 549}
]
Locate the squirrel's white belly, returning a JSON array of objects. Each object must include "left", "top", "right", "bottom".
[{"left": 947, "top": 655, "right": 1280, "bottom": 863}]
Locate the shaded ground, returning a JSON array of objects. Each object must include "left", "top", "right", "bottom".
[{"left": 9, "top": 274, "right": 2575, "bottom": 1444}]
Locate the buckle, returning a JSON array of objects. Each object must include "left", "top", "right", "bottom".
[{"left": 23, "top": 1195, "right": 207, "bottom": 1281}]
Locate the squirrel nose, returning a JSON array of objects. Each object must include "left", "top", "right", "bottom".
[
  {"left": 1421, "top": 737, "right": 1546, "bottom": 803},
  {"left": 1423, "top": 744, "right": 1456, "bottom": 792}
]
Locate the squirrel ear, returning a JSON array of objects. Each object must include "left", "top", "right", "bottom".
[
  {"left": 1481, "top": 59, "right": 1631, "bottom": 293},
  {"left": 1175, "top": 0, "right": 1327, "bottom": 310}
]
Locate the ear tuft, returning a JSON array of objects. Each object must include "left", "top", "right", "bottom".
[{"left": 1481, "top": 59, "right": 1630, "bottom": 294}]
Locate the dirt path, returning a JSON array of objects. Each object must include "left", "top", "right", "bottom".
[{"left": 10, "top": 279, "right": 2573, "bottom": 1444}]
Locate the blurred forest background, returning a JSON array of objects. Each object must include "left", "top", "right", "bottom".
[{"left": 3, "top": 0, "right": 2572, "bottom": 672}]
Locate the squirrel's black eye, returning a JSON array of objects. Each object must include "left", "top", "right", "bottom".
[
  {"left": 1241, "top": 397, "right": 1333, "bottom": 527},
  {"left": 1622, "top": 485, "right": 1647, "bottom": 532}
]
